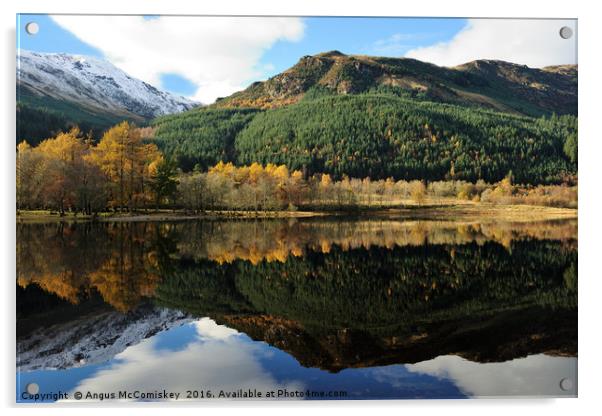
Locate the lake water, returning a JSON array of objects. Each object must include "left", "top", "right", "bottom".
[{"left": 16, "top": 217, "right": 578, "bottom": 401}]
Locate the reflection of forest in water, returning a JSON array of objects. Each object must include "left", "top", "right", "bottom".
[{"left": 17, "top": 218, "right": 577, "bottom": 371}]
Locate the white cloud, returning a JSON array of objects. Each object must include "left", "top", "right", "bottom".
[
  {"left": 406, "top": 354, "right": 577, "bottom": 398},
  {"left": 406, "top": 19, "right": 577, "bottom": 68},
  {"left": 50, "top": 15, "right": 305, "bottom": 103}
]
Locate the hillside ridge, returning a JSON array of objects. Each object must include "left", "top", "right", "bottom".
[{"left": 214, "top": 51, "right": 577, "bottom": 117}]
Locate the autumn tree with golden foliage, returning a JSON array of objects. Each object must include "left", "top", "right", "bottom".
[
  {"left": 88, "top": 121, "right": 162, "bottom": 211},
  {"left": 17, "top": 122, "right": 163, "bottom": 214},
  {"left": 17, "top": 128, "right": 106, "bottom": 214}
]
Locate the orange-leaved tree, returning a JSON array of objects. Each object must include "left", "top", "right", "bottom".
[
  {"left": 17, "top": 127, "right": 105, "bottom": 214},
  {"left": 88, "top": 121, "right": 162, "bottom": 211}
]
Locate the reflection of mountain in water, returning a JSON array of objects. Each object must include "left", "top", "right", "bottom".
[
  {"left": 17, "top": 299, "right": 189, "bottom": 371},
  {"left": 17, "top": 219, "right": 577, "bottom": 372},
  {"left": 156, "top": 241, "right": 577, "bottom": 372}
]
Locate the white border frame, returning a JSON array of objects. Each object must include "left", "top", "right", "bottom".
[{"left": 2, "top": 1, "right": 600, "bottom": 415}]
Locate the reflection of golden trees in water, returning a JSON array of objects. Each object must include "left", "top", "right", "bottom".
[
  {"left": 177, "top": 219, "right": 577, "bottom": 264},
  {"left": 86, "top": 255, "right": 160, "bottom": 313},
  {"left": 17, "top": 219, "right": 577, "bottom": 311},
  {"left": 17, "top": 223, "right": 160, "bottom": 312},
  {"left": 17, "top": 271, "right": 81, "bottom": 304}
]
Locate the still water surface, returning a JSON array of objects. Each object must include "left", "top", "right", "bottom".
[{"left": 16, "top": 217, "right": 578, "bottom": 401}]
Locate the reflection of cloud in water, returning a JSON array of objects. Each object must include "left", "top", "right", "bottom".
[
  {"left": 59, "top": 319, "right": 576, "bottom": 401},
  {"left": 195, "top": 317, "right": 239, "bottom": 340},
  {"left": 68, "top": 318, "right": 304, "bottom": 401},
  {"left": 405, "top": 354, "right": 577, "bottom": 397}
]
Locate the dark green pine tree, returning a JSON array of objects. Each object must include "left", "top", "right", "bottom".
[{"left": 150, "top": 159, "right": 179, "bottom": 210}]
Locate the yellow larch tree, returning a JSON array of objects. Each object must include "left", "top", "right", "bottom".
[{"left": 88, "top": 121, "right": 161, "bottom": 211}]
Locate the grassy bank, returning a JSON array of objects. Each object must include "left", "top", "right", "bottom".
[
  {"left": 16, "top": 200, "right": 577, "bottom": 223},
  {"left": 16, "top": 209, "right": 326, "bottom": 223}
]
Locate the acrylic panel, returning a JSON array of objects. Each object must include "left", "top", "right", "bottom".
[{"left": 16, "top": 15, "right": 578, "bottom": 402}]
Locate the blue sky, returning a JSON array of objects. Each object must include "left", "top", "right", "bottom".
[
  {"left": 17, "top": 15, "right": 576, "bottom": 102},
  {"left": 260, "top": 17, "right": 466, "bottom": 76},
  {"left": 18, "top": 15, "right": 102, "bottom": 57}
]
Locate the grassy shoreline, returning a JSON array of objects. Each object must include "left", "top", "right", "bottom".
[{"left": 16, "top": 202, "right": 577, "bottom": 223}]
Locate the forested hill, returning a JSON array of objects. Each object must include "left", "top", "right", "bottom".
[
  {"left": 213, "top": 51, "right": 577, "bottom": 117},
  {"left": 151, "top": 76, "right": 577, "bottom": 184},
  {"left": 149, "top": 52, "right": 578, "bottom": 184}
]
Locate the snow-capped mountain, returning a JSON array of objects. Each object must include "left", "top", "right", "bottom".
[{"left": 17, "top": 49, "right": 198, "bottom": 119}]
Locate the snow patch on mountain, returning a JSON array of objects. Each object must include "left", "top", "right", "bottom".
[{"left": 17, "top": 49, "right": 198, "bottom": 118}]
